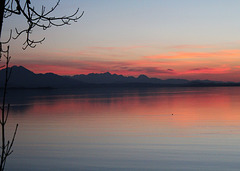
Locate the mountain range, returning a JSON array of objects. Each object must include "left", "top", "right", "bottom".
[{"left": 0, "top": 66, "right": 239, "bottom": 88}]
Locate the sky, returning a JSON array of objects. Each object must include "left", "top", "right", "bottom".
[{"left": 2, "top": 0, "right": 240, "bottom": 81}]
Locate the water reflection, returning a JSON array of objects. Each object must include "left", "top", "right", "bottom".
[{"left": 4, "top": 87, "right": 240, "bottom": 170}]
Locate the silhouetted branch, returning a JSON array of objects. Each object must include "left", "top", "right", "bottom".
[
  {"left": 0, "top": 46, "right": 18, "bottom": 171},
  {"left": 2, "top": 0, "right": 84, "bottom": 49},
  {"left": 1, "top": 30, "right": 12, "bottom": 45},
  {"left": 4, "top": 104, "right": 10, "bottom": 125},
  {"left": 0, "top": 1, "right": 83, "bottom": 170}
]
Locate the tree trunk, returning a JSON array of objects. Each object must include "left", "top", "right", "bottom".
[
  {"left": 0, "top": 0, "right": 6, "bottom": 39},
  {"left": 0, "top": 1, "right": 6, "bottom": 170}
]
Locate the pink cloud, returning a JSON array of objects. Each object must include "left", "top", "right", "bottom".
[
  {"left": 144, "top": 49, "right": 240, "bottom": 60},
  {"left": 185, "top": 67, "right": 231, "bottom": 74},
  {"left": 11, "top": 47, "right": 240, "bottom": 81},
  {"left": 12, "top": 58, "right": 175, "bottom": 76}
]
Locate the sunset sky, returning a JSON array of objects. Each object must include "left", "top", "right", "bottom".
[{"left": 2, "top": 0, "right": 240, "bottom": 81}]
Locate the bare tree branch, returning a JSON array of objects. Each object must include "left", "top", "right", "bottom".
[
  {"left": 2, "top": 0, "right": 84, "bottom": 49},
  {"left": 0, "top": 1, "right": 83, "bottom": 170},
  {"left": 0, "top": 46, "right": 18, "bottom": 171}
]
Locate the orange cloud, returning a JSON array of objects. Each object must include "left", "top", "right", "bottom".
[
  {"left": 12, "top": 58, "right": 176, "bottom": 76},
  {"left": 11, "top": 60, "right": 240, "bottom": 81},
  {"left": 145, "top": 49, "right": 240, "bottom": 60},
  {"left": 185, "top": 67, "right": 231, "bottom": 74},
  {"left": 11, "top": 47, "right": 240, "bottom": 81}
]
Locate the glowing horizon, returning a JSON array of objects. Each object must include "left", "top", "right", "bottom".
[{"left": 3, "top": 0, "right": 240, "bottom": 82}]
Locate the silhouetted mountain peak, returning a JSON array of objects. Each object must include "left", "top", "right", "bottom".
[
  {"left": 138, "top": 74, "right": 149, "bottom": 79},
  {"left": 43, "top": 72, "right": 59, "bottom": 77},
  {"left": 11, "top": 65, "right": 35, "bottom": 75},
  {"left": 104, "top": 72, "right": 111, "bottom": 76},
  {"left": 1, "top": 66, "right": 239, "bottom": 88},
  {"left": 11, "top": 65, "right": 28, "bottom": 70}
]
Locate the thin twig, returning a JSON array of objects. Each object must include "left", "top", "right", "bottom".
[{"left": 3, "top": 0, "right": 84, "bottom": 49}]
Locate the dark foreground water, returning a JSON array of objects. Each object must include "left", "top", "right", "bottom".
[{"left": 3, "top": 87, "right": 240, "bottom": 170}]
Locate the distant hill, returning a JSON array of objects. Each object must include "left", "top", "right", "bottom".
[
  {"left": 0, "top": 66, "right": 239, "bottom": 88},
  {"left": 72, "top": 72, "right": 190, "bottom": 85},
  {"left": 0, "top": 66, "right": 84, "bottom": 88}
]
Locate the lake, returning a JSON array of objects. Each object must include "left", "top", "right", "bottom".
[{"left": 3, "top": 87, "right": 240, "bottom": 170}]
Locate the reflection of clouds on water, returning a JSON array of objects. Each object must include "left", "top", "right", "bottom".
[
  {"left": 4, "top": 87, "right": 240, "bottom": 125},
  {"left": 3, "top": 87, "right": 240, "bottom": 171}
]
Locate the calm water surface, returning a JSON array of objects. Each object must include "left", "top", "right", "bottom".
[{"left": 3, "top": 87, "right": 240, "bottom": 170}]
